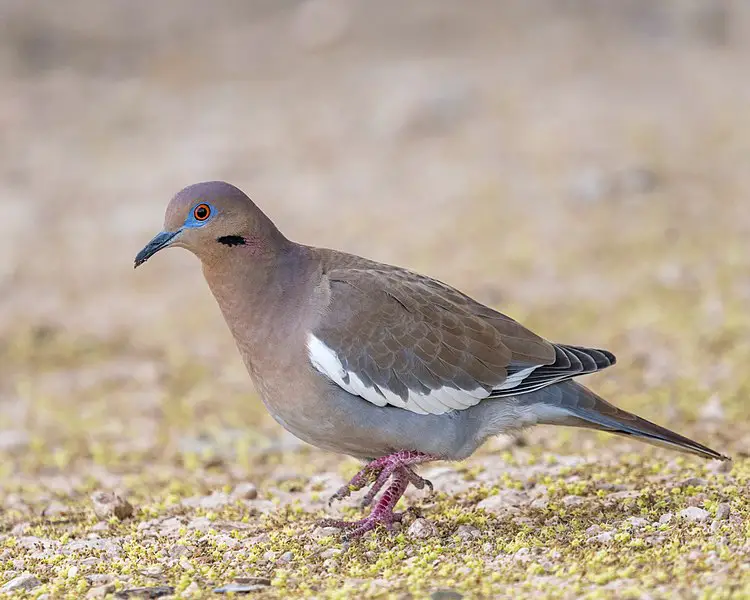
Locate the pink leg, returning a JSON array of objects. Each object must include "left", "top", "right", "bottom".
[
  {"left": 359, "top": 464, "right": 433, "bottom": 508},
  {"left": 319, "top": 468, "right": 411, "bottom": 538},
  {"left": 321, "top": 450, "right": 438, "bottom": 538},
  {"left": 328, "top": 450, "right": 437, "bottom": 506}
]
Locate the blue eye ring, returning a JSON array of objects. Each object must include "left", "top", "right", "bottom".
[{"left": 193, "top": 203, "right": 211, "bottom": 221}]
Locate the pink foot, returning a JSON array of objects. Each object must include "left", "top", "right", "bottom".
[
  {"left": 319, "top": 468, "right": 411, "bottom": 539},
  {"left": 322, "top": 451, "right": 437, "bottom": 539},
  {"left": 328, "top": 450, "right": 436, "bottom": 507}
]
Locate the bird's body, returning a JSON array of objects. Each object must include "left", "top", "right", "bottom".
[{"left": 136, "top": 181, "right": 729, "bottom": 537}]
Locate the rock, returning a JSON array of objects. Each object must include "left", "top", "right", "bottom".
[
  {"left": 561, "top": 495, "right": 585, "bottom": 507},
  {"left": 187, "top": 517, "right": 212, "bottom": 531},
  {"left": 715, "top": 503, "right": 731, "bottom": 521},
  {"left": 431, "top": 591, "right": 463, "bottom": 600},
  {"left": 680, "top": 477, "right": 708, "bottom": 488},
  {"left": 65, "top": 538, "right": 121, "bottom": 557},
  {"left": 1, "top": 573, "right": 41, "bottom": 592},
  {"left": 231, "top": 482, "right": 258, "bottom": 500},
  {"left": 587, "top": 532, "right": 614, "bottom": 545},
  {"left": 678, "top": 507, "right": 710, "bottom": 522},
  {"left": 214, "top": 582, "right": 269, "bottom": 594},
  {"left": 476, "top": 490, "right": 527, "bottom": 514},
  {"left": 529, "top": 497, "right": 549, "bottom": 510},
  {"left": 87, "top": 583, "right": 116, "bottom": 598},
  {"left": 626, "top": 517, "right": 649, "bottom": 529},
  {"left": 512, "top": 547, "right": 531, "bottom": 562},
  {"left": 319, "top": 548, "right": 342, "bottom": 559},
  {"left": 659, "top": 513, "right": 673, "bottom": 525},
  {"left": 606, "top": 490, "right": 640, "bottom": 500},
  {"left": 86, "top": 575, "right": 115, "bottom": 586},
  {"left": 455, "top": 524, "right": 481, "bottom": 541},
  {"left": 408, "top": 518, "right": 437, "bottom": 539},
  {"left": 114, "top": 586, "right": 174, "bottom": 599},
  {"left": 139, "top": 565, "right": 163, "bottom": 578},
  {"left": 278, "top": 551, "right": 294, "bottom": 563},
  {"left": 585, "top": 524, "right": 601, "bottom": 537},
  {"left": 196, "top": 492, "right": 231, "bottom": 510},
  {"left": 10, "top": 522, "right": 29, "bottom": 535},
  {"left": 182, "top": 581, "right": 200, "bottom": 597},
  {"left": 91, "top": 492, "right": 134, "bottom": 521},
  {"left": 311, "top": 526, "right": 341, "bottom": 540},
  {"left": 158, "top": 517, "right": 185, "bottom": 536}
]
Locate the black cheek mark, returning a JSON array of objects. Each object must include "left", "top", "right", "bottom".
[{"left": 217, "top": 235, "right": 247, "bottom": 247}]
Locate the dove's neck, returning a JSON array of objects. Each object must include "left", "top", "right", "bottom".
[{"left": 201, "top": 241, "right": 318, "bottom": 373}]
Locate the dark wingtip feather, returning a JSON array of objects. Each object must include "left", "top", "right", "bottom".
[{"left": 564, "top": 345, "right": 616, "bottom": 370}]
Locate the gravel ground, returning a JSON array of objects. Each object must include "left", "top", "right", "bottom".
[{"left": 1, "top": 1, "right": 749, "bottom": 598}]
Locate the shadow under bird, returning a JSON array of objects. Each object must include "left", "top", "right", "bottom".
[{"left": 135, "top": 181, "right": 729, "bottom": 538}]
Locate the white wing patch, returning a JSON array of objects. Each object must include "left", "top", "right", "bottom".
[
  {"left": 493, "top": 365, "right": 539, "bottom": 390},
  {"left": 306, "top": 334, "right": 490, "bottom": 415}
]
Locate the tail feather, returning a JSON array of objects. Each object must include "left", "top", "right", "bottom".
[{"left": 528, "top": 380, "right": 730, "bottom": 461}]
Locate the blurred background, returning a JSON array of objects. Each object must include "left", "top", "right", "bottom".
[
  {"left": 3, "top": 0, "right": 749, "bottom": 455},
  {"left": 0, "top": 0, "right": 749, "bottom": 595}
]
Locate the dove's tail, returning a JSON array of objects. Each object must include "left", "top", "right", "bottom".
[{"left": 525, "top": 380, "right": 730, "bottom": 461}]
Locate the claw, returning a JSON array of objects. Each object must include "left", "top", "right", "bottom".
[{"left": 321, "top": 451, "right": 439, "bottom": 538}]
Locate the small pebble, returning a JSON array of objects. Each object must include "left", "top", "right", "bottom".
[
  {"left": 678, "top": 507, "right": 710, "bottom": 522},
  {"left": 1, "top": 573, "right": 41, "bottom": 592},
  {"left": 408, "top": 518, "right": 437, "bottom": 539},
  {"left": 587, "top": 532, "right": 614, "bottom": 545},
  {"left": 585, "top": 524, "right": 601, "bottom": 536},
  {"left": 715, "top": 503, "right": 731, "bottom": 521},
  {"left": 455, "top": 524, "right": 481, "bottom": 541},
  {"left": 182, "top": 582, "right": 200, "bottom": 597},
  {"left": 86, "top": 583, "right": 116, "bottom": 599},
  {"left": 680, "top": 477, "right": 707, "bottom": 488},
  {"left": 214, "top": 583, "right": 269, "bottom": 594},
  {"left": 627, "top": 517, "right": 649, "bottom": 529},
  {"left": 91, "top": 492, "right": 134, "bottom": 521},
  {"left": 561, "top": 495, "right": 584, "bottom": 507},
  {"left": 232, "top": 482, "right": 258, "bottom": 500},
  {"left": 114, "top": 586, "right": 174, "bottom": 599},
  {"left": 431, "top": 591, "right": 463, "bottom": 600},
  {"left": 311, "top": 526, "right": 341, "bottom": 540}
]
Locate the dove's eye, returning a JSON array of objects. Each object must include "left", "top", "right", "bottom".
[{"left": 193, "top": 204, "right": 211, "bottom": 221}]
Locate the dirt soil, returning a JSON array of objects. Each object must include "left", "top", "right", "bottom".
[{"left": 1, "top": 1, "right": 749, "bottom": 598}]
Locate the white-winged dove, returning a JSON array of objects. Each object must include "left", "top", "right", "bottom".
[{"left": 135, "top": 181, "right": 729, "bottom": 538}]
